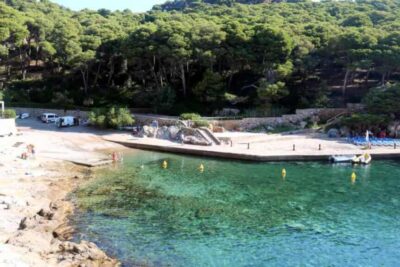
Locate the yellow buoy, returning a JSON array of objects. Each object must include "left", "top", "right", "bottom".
[
  {"left": 162, "top": 160, "right": 168, "bottom": 169},
  {"left": 199, "top": 164, "right": 205, "bottom": 173},
  {"left": 351, "top": 172, "right": 357, "bottom": 184},
  {"left": 282, "top": 168, "right": 287, "bottom": 179}
]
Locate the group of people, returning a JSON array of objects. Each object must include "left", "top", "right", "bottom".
[{"left": 21, "top": 144, "right": 35, "bottom": 160}]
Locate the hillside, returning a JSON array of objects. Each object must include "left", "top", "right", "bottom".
[{"left": 1, "top": 0, "right": 400, "bottom": 115}]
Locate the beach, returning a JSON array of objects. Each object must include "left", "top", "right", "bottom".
[
  {"left": 0, "top": 119, "right": 125, "bottom": 266},
  {"left": 1, "top": 118, "right": 400, "bottom": 266}
]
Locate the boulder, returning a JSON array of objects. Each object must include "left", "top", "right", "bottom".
[
  {"left": 183, "top": 136, "right": 211, "bottom": 146},
  {"left": 156, "top": 126, "right": 170, "bottom": 140},
  {"left": 168, "top": 126, "right": 180, "bottom": 140},
  {"left": 139, "top": 126, "right": 156, "bottom": 138},
  {"left": 299, "top": 121, "right": 307, "bottom": 129},
  {"left": 327, "top": 128, "right": 340, "bottom": 138}
]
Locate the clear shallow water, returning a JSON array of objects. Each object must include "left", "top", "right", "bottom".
[{"left": 73, "top": 150, "right": 400, "bottom": 267}]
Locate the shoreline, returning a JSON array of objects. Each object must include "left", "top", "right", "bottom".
[
  {"left": 104, "top": 132, "right": 400, "bottom": 162},
  {"left": 2, "top": 119, "right": 400, "bottom": 266},
  {"left": 0, "top": 120, "right": 125, "bottom": 266}
]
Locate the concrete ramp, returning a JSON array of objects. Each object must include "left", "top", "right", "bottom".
[{"left": 197, "top": 128, "right": 221, "bottom": 145}]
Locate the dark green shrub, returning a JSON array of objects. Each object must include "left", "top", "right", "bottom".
[
  {"left": 341, "top": 113, "right": 389, "bottom": 131},
  {"left": 89, "top": 107, "right": 134, "bottom": 129},
  {"left": 193, "top": 120, "right": 210, "bottom": 128},
  {"left": 180, "top": 113, "right": 201, "bottom": 121},
  {"left": 363, "top": 84, "right": 400, "bottom": 117},
  {"left": 2, "top": 109, "right": 16, "bottom": 119}
]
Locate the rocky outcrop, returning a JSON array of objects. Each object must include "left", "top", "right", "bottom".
[
  {"left": 5, "top": 176, "right": 119, "bottom": 267},
  {"left": 182, "top": 136, "right": 211, "bottom": 146},
  {"left": 57, "top": 241, "right": 118, "bottom": 267}
]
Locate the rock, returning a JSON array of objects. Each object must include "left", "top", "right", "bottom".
[
  {"left": 37, "top": 209, "right": 54, "bottom": 220},
  {"left": 156, "top": 126, "right": 170, "bottom": 140},
  {"left": 327, "top": 128, "right": 339, "bottom": 138},
  {"left": 183, "top": 136, "right": 211, "bottom": 146},
  {"left": 53, "top": 224, "right": 74, "bottom": 241},
  {"left": 138, "top": 125, "right": 156, "bottom": 138},
  {"left": 168, "top": 126, "right": 180, "bottom": 140},
  {"left": 18, "top": 216, "right": 40, "bottom": 230},
  {"left": 58, "top": 241, "right": 119, "bottom": 267},
  {"left": 299, "top": 121, "right": 307, "bottom": 129}
]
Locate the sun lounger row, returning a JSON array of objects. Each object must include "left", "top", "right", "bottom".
[{"left": 348, "top": 137, "right": 400, "bottom": 146}]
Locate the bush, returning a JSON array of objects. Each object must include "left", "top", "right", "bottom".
[
  {"left": 341, "top": 113, "right": 389, "bottom": 131},
  {"left": 180, "top": 113, "right": 201, "bottom": 121},
  {"left": 193, "top": 120, "right": 210, "bottom": 128},
  {"left": 363, "top": 84, "right": 400, "bottom": 117},
  {"left": 2, "top": 109, "right": 16, "bottom": 119},
  {"left": 89, "top": 107, "right": 134, "bottom": 129}
]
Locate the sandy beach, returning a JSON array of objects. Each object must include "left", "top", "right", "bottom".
[{"left": 0, "top": 119, "right": 125, "bottom": 267}]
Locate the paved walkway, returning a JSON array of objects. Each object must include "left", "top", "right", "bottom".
[{"left": 104, "top": 132, "right": 400, "bottom": 161}]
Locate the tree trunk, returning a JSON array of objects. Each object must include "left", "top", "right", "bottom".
[
  {"left": 81, "top": 69, "right": 88, "bottom": 95},
  {"left": 381, "top": 72, "right": 386, "bottom": 86},
  {"left": 180, "top": 62, "right": 187, "bottom": 97},
  {"left": 228, "top": 72, "right": 235, "bottom": 90},
  {"left": 342, "top": 69, "right": 350, "bottom": 96},
  {"left": 364, "top": 69, "right": 370, "bottom": 86},
  {"left": 107, "top": 57, "right": 115, "bottom": 86},
  {"left": 93, "top": 62, "right": 102, "bottom": 87}
]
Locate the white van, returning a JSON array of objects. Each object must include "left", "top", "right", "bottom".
[
  {"left": 56, "top": 116, "right": 79, "bottom": 127},
  {"left": 41, "top": 113, "right": 59, "bottom": 123}
]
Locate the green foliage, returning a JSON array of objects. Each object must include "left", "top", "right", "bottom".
[
  {"left": 3, "top": 0, "right": 400, "bottom": 115},
  {"left": 193, "top": 120, "right": 210, "bottom": 128},
  {"left": 341, "top": 113, "right": 389, "bottom": 131},
  {"left": 180, "top": 113, "right": 202, "bottom": 120},
  {"left": 89, "top": 107, "right": 134, "bottom": 129},
  {"left": 2, "top": 109, "right": 16, "bottom": 119},
  {"left": 363, "top": 84, "right": 400, "bottom": 117}
]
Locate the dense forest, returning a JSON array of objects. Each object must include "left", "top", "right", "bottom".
[{"left": 1, "top": 0, "right": 400, "bottom": 115}]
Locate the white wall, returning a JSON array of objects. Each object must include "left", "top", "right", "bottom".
[{"left": 0, "top": 119, "right": 17, "bottom": 136}]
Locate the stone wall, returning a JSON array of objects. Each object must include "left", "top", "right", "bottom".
[
  {"left": 9, "top": 107, "right": 355, "bottom": 131},
  {"left": 0, "top": 119, "right": 17, "bottom": 136},
  {"left": 212, "top": 108, "right": 350, "bottom": 131}
]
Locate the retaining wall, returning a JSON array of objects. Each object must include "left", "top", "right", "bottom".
[
  {"left": 10, "top": 107, "right": 354, "bottom": 130},
  {"left": 12, "top": 107, "right": 89, "bottom": 119}
]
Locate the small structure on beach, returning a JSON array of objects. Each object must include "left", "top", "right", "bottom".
[{"left": 0, "top": 101, "right": 17, "bottom": 136}]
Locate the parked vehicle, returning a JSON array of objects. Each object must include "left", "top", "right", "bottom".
[
  {"left": 41, "top": 113, "right": 59, "bottom": 123},
  {"left": 56, "top": 116, "right": 79, "bottom": 127},
  {"left": 17, "top": 113, "right": 30, "bottom": 119}
]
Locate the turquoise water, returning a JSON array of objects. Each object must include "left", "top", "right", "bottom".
[{"left": 73, "top": 150, "right": 400, "bottom": 267}]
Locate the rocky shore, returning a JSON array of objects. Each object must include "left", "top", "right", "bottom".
[{"left": 0, "top": 119, "right": 124, "bottom": 266}]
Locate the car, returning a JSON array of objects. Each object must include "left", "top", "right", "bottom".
[
  {"left": 41, "top": 113, "right": 59, "bottom": 123},
  {"left": 56, "top": 116, "right": 79, "bottom": 127},
  {"left": 17, "top": 113, "right": 30, "bottom": 119}
]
